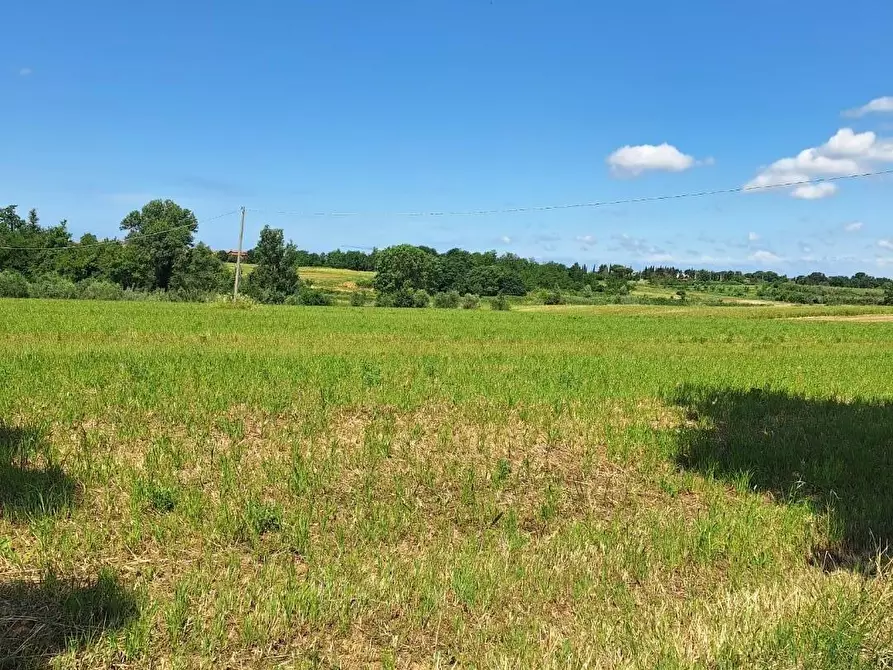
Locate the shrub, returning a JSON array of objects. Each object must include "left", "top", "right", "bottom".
[
  {"left": 490, "top": 293, "right": 510, "bottom": 311},
  {"left": 349, "top": 290, "right": 367, "bottom": 306},
  {"left": 355, "top": 278, "right": 374, "bottom": 289},
  {"left": 884, "top": 283, "right": 893, "bottom": 306},
  {"left": 391, "top": 287, "right": 416, "bottom": 308},
  {"left": 286, "top": 286, "right": 333, "bottom": 306},
  {"left": 460, "top": 293, "right": 480, "bottom": 310},
  {"left": 432, "top": 290, "right": 460, "bottom": 309},
  {"left": 676, "top": 289, "right": 687, "bottom": 302},
  {"left": 412, "top": 290, "right": 430, "bottom": 308},
  {"left": 543, "top": 290, "right": 564, "bottom": 305},
  {"left": 29, "top": 274, "right": 78, "bottom": 299},
  {"left": 375, "top": 292, "right": 395, "bottom": 307},
  {"left": 582, "top": 284, "right": 594, "bottom": 298},
  {"left": 0, "top": 271, "right": 29, "bottom": 298},
  {"left": 79, "top": 280, "right": 125, "bottom": 301},
  {"left": 300, "top": 286, "right": 333, "bottom": 305}
]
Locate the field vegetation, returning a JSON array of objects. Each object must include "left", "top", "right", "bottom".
[
  {"left": 3, "top": 200, "right": 892, "bottom": 308},
  {"left": 2, "top": 299, "right": 893, "bottom": 668}
]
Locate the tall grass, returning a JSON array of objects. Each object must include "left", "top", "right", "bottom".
[{"left": 1, "top": 299, "right": 892, "bottom": 668}]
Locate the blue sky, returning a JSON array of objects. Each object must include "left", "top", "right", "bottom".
[{"left": 2, "top": 0, "right": 892, "bottom": 274}]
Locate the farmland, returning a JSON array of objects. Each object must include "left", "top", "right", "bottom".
[{"left": 2, "top": 299, "right": 893, "bottom": 668}]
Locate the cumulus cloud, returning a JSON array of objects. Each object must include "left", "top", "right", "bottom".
[
  {"left": 844, "top": 221, "right": 864, "bottom": 232},
  {"left": 607, "top": 143, "right": 700, "bottom": 176},
  {"left": 500, "top": 236, "right": 512, "bottom": 244},
  {"left": 18, "top": 67, "right": 32, "bottom": 76},
  {"left": 843, "top": 96, "right": 893, "bottom": 118},
  {"left": 748, "top": 232, "right": 760, "bottom": 242},
  {"left": 749, "top": 250, "right": 783, "bottom": 263},
  {"left": 575, "top": 235, "right": 596, "bottom": 244},
  {"left": 792, "top": 182, "right": 838, "bottom": 200},
  {"left": 744, "top": 128, "right": 893, "bottom": 199},
  {"left": 879, "top": 239, "right": 893, "bottom": 251}
]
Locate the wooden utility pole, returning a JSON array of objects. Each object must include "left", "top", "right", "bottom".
[{"left": 233, "top": 206, "right": 246, "bottom": 300}]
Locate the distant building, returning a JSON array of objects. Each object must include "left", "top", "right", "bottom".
[{"left": 228, "top": 249, "right": 248, "bottom": 261}]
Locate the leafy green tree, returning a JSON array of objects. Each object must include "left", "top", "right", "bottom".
[
  {"left": 374, "top": 244, "right": 436, "bottom": 294},
  {"left": 244, "top": 226, "right": 300, "bottom": 303},
  {"left": 0, "top": 206, "right": 72, "bottom": 276},
  {"left": 170, "top": 243, "right": 231, "bottom": 296},
  {"left": 883, "top": 283, "right": 893, "bottom": 306},
  {"left": 119, "top": 200, "right": 198, "bottom": 290}
]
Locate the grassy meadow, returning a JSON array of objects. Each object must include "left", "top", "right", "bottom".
[
  {"left": 1, "top": 299, "right": 893, "bottom": 668},
  {"left": 227, "top": 265, "right": 376, "bottom": 294}
]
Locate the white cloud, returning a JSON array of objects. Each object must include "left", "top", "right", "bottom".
[
  {"left": 844, "top": 96, "right": 893, "bottom": 118},
  {"left": 749, "top": 250, "right": 783, "bottom": 263},
  {"left": 575, "top": 235, "right": 596, "bottom": 244},
  {"left": 500, "top": 235, "right": 512, "bottom": 244},
  {"left": 607, "top": 143, "right": 697, "bottom": 176},
  {"left": 18, "top": 67, "right": 32, "bottom": 76},
  {"left": 792, "top": 182, "right": 838, "bottom": 200},
  {"left": 744, "top": 127, "right": 893, "bottom": 199},
  {"left": 748, "top": 232, "right": 760, "bottom": 242},
  {"left": 878, "top": 239, "right": 893, "bottom": 251},
  {"left": 824, "top": 128, "right": 876, "bottom": 156},
  {"left": 844, "top": 221, "right": 864, "bottom": 232}
]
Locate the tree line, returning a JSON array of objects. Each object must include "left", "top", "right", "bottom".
[
  {"left": 0, "top": 201, "right": 324, "bottom": 304},
  {"left": 2, "top": 199, "right": 891, "bottom": 306}
]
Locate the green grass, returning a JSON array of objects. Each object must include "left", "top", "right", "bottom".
[
  {"left": 1, "top": 299, "right": 893, "bottom": 668},
  {"left": 226, "top": 264, "right": 374, "bottom": 294}
]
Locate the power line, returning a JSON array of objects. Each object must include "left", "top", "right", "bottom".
[
  {"left": 247, "top": 168, "right": 893, "bottom": 219},
  {"left": 0, "top": 209, "right": 241, "bottom": 251}
]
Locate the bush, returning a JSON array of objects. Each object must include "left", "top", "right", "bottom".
[
  {"left": 543, "top": 290, "right": 564, "bottom": 305},
  {"left": 582, "top": 284, "right": 594, "bottom": 298},
  {"left": 432, "top": 290, "right": 460, "bottom": 308},
  {"left": 297, "top": 286, "right": 333, "bottom": 306},
  {"left": 79, "top": 280, "right": 125, "bottom": 301},
  {"left": 349, "top": 290, "right": 367, "bottom": 306},
  {"left": 460, "top": 293, "right": 480, "bottom": 310},
  {"left": 412, "top": 290, "right": 430, "bottom": 308},
  {"left": 374, "top": 292, "right": 395, "bottom": 307},
  {"left": 29, "top": 274, "right": 78, "bottom": 299},
  {"left": 355, "top": 278, "right": 374, "bottom": 289},
  {"left": 0, "top": 271, "right": 29, "bottom": 298},
  {"left": 391, "top": 287, "right": 416, "bottom": 308},
  {"left": 490, "top": 293, "right": 510, "bottom": 311}
]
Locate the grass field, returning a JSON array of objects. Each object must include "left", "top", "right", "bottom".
[
  {"left": 2, "top": 300, "right": 893, "bottom": 668},
  {"left": 226, "top": 264, "right": 375, "bottom": 294}
]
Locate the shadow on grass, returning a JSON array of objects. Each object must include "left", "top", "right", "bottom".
[
  {"left": 671, "top": 385, "right": 893, "bottom": 571},
  {"left": 0, "top": 421, "right": 77, "bottom": 520},
  {"left": 0, "top": 571, "right": 138, "bottom": 669}
]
